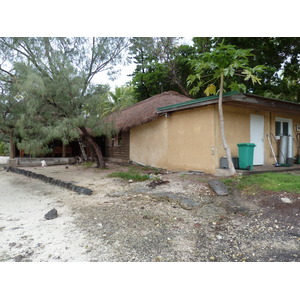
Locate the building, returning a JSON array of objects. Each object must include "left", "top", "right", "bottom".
[{"left": 107, "top": 91, "right": 300, "bottom": 174}]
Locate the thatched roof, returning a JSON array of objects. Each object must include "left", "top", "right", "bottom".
[{"left": 109, "top": 91, "right": 192, "bottom": 131}]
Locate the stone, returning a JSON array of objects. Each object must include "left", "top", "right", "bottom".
[
  {"left": 208, "top": 179, "right": 228, "bottom": 196},
  {"left": 147, "top": 180, "right": 170, "bottom": 189},
  {"left": 45, "top": 208, "right": 58, "bottom": 220},
  {"left": 106, "top": 191, "right": 126, "bottom": 198},
  {"left": 14, "top": 255, "right": 24, "bottom": 262},
  {"left": 154, "top": 256, "right": 163, "bottom": 262},
  {"left": 79, "top": 188, "right": 93, "bottom": 195},
  {"left": 177, "top": 197, "right": 200, "bottom": 210},
  {"left": 281, "top": 197, "right": 292, "bottom": 204}
]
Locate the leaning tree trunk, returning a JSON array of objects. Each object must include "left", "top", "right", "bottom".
[
  {"left": 62, "top": 143, "right": 66, "bottom": 158},
  {"left": 79, "top": 126, "right": 105, "bottom": 168},
  {"left": 78, "top": 139, "right": 88, "bottom": 161},
  {"left": 218, "top": 74, "right": 236, "bottom": 176},
  {"left": 9, "top": 130, "right": 16, "bottom": 158}
]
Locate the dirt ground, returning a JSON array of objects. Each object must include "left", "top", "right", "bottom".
[{"left": 1, "top": 162, "right": 300, "bottom": 262}]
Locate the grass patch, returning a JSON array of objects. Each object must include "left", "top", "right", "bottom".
[
  {"left": 129, "top": 165, "right": 161, "bottom": 175},
  {"left": 82, "top": 161, "right": 95, "bottom": 168},
  {"left": 222, "top": 172, "right": 300, "bottom": 194},
  {"left": 108, "top": 170, "right": 150, "bottom": 182}
]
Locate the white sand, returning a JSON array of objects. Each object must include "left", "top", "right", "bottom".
[
  {"left": 0, "top": 170, "right": 90, "bottom": 262},
  {"left": 0, "top": 156, "right": 9, "bottom": 164}
]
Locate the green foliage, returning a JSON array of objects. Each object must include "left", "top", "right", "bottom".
[
  {"left": 129, "top": 37, "right": 299, "bottom": 102},
  {"left": 187, "top": 43, "right": 267, "bottom": 97},
  {"left": 129, "top": 37, "right": 199, "bottom": 100},
  {"left": 222, "top": 172, "right": 300, "bottom": 194},
  {"left": 0, "top": 37, "right": 129, "bottom": 158},
  {"left": 0, "top": 141, "right": 9, "bottom": 155},
  {"left": 108, "top": 169, "right": 150, "bottom": 182},
  {"left": 214, "top": 37, "right": 300, "bottom": 102},
  {"left": 105, "top": 85, "right": 138, "bottom": 113},
  {"left": 81, "top": 161, "right": 95, "bottom": 168}
]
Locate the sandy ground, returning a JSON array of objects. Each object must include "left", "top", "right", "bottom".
[
  {"left": 0, "top": 163, "right": 213, "bottom": 262},
  {"left": 0, "top": 156, "right": 9, "bottom": 164},
  {"left": 1, "top": 161, "right": 300, "bottom": 263},
  {"left": 0, "top": 170, "right": 94, "bottom": 261}
]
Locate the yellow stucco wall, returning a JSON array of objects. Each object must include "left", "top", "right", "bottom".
[
  {"left": 166, "top": 106, "right": 216, "bottom": 172},
  {"left": 215, "top": 106, "right": 300, "bottom": 168},
  {"left": 129, "top": 103, "right": 300, "bottom": 174},
  {"left": 130, "top": 106, "right": 216, "bottom": 173},
  {"left": 130, "top": 117, "right": 168, "bottom": 168}
]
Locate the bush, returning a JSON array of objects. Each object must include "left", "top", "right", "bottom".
[{"left": 0, "top": 142, "right": 9, "bottom": 156}]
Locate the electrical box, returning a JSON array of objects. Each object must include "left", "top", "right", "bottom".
[{"left": 220, "top": 157, "right": 239, "bottom": 169}]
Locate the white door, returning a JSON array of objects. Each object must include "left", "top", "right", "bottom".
[{"left": 250, "top": 114, "right": 264, "bottom": 165}]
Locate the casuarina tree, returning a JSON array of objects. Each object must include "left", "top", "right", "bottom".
[
  {"left": 0, "top": 37, "right": 129, "bottom": 166},
  {"left": 188, "top": 43, "right": 266, "bottom": 176}
]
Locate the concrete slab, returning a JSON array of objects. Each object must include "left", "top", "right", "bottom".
[{"left": 208, "top": 179, "right": 228, "bottom": 196}]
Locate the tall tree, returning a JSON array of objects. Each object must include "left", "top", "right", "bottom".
[
  {"left": 0, "top": 52, "right": 25, "bottom": 158},
  {"left": 188, "top": 44, "right": 266, "bottom": 176},
  {"left": 0, "top": 37, "right": 129, "bottom": 167},
  {"left": 129, "top": 37, "right": 204, "bottom": 100},
  {"left": 215, "top": 37, "right": 300, "bottom": 102}
]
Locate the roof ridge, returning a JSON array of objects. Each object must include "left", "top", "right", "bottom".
[
  {"left": 117, "top": 91, "right": 191, "bottom": 113},
  {"left": 157, "top": 91, "right": 240, "bottom": 111}
]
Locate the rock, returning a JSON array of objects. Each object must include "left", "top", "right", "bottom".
[
  {"left": 177, "top": 197, "right": 200, "bottom": 210},
  {"left": 25, "top": 249, "right": 34, "bottom": 256},
  {"left": 147, "top": 179, "right": 170, "bottom": 189},
  {"left": 106, "top": 191, "right": 126, "bottom": 198},
  {"left": 154, "top": 256, "right": 163, "bottom": 262},
  {"left": 281, "top": 197, "right": 292, "bottom": 204},
  {"left": 79, "top": 188, "right": 93, "bottom": 195},
  {"left": 45, "top": 208, "right": 58, "bottom": 220},
  {"left": 14, "top": 255, "right": 24, "bottom": 262},
  {"left": 208, "top": 179, "right": 228, "bottom": 196}
]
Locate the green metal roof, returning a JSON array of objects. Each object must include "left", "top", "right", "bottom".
[{"left": 157, "top": 91, "right": 240, "bottom": 112}]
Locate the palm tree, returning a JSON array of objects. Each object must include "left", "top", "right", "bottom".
[{"left": 105, "top": 85, "right": 137, "bottom": 114}]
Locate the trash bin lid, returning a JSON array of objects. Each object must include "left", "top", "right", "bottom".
[{"left": 237, "top": 143, "right": 256, "bottom": 147}]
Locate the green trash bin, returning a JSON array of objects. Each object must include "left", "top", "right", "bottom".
[{"left": 237, "top": 143, "right": 256, "bottom": 170}]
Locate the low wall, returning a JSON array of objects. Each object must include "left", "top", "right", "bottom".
[
  {"left": 5, "top": 166, "right": 93, "bottom": 195},
  {"left": 11, "top": 157, "right": 74, "bottom": 167}
]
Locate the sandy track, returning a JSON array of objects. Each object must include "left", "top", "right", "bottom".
[{"left": 0, "top": 169, "right": 111, "bottom": 262}]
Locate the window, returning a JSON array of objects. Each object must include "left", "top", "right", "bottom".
[
  {"left": 111, "top": 135, "right": 122, "bottom": 147},
  {"left": 275, "top": 117, "right": 292, "bottom": 137}
]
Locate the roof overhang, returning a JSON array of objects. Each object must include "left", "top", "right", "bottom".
[{"left": 157, "top": 92, "right": 300, "bottom": 116}]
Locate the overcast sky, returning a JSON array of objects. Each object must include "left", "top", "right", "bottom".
[{"left": 98, "top": 37, "right": 194, "bottom": 90}]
